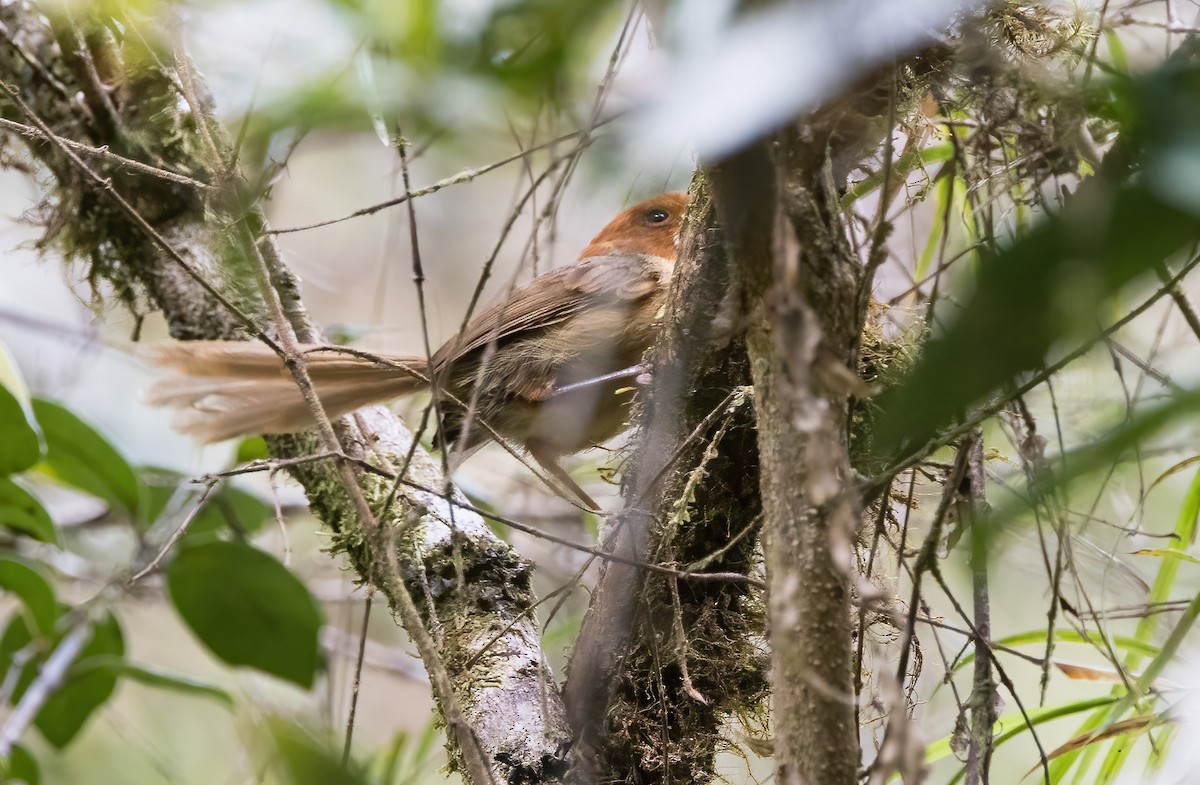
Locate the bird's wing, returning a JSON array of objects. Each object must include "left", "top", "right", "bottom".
[{"left": 434, "top": 252, "right": 670, "bottom": 367}]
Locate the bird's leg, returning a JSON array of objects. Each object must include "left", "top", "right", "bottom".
[
  {"left": 527, "top": 441, "right": 601, "bottom": 511},
  {"left": 550, "top": 365, "right": 647, "bottom": 397}
]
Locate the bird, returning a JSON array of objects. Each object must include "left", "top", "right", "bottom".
[{"left": 142, "top": 192, "right": 690, "bottom": 508}]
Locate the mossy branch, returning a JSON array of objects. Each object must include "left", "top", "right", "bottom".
[{"left": 0, "top": 4, "right": 568, "bottom": 782}]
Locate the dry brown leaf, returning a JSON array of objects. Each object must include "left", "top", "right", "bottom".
[
  {"left": 1053, "top": 660, "right": 1180, "bottom": 691},
  {"left": 1022, "top": 714, "right": 1172, "bottom": 780}
]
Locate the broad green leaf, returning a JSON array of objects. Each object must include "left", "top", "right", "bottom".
[
  {"left": 0, "top": 370, "right": 41, "bottom": 474},
  {"left": 0, "top": 479, "right": 57, "bottom": 544},
  {"left": 270, "top": 719, "right": 371, "bottom": 785},
  {"left": 0, "top": 383, "right": 41, "bottom": 477},
  {"left": 66, "top": 655, "right": 232, "bottom": 707},
  {"left": 0, "top": 612, "right": 125, "bottom": 748},
  {"left": 166, "top": 541, "right": 322, "bottom": 688},
  {"left": 0, "top": 342, "right": 32, "bottom": 409},
  {"left": 34, "top": 613, "right": 125, "bottom": 748},
  {"left": 31, "top": 400, "right": 140, "bottom": 515},
  {"left": 0, "top": 743, "right": 40, "bottom": 785},
  {"left": 0, "top": 556, "right": 58, "bottom": 636}
]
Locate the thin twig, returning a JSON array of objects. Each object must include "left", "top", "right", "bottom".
[
  {"left": 268, "top": 472, "right": 292, "bottom": 567},
  {"left": 130, "top": 480, "right": 220, "bottom": 582},
  {"left": 342, "top": 585, "right": 374, "bottom": 764},
  {"left": 230, "top": 207, "right": 493, "bottom": 784},
  {"left": 1115, "top": 14, "right": 1200, "bottom": 34},
  {"left": 0, "top": 621, "right": 91, "bottom": 757},
  {"left": 267, "top": 125, "right": 608, "bottom": 235},
  {"left": 867, "top": 251, "right": 1200, "bottom": 496},
  {"left": 667, "top": 567, "right": 707, "bottom": 705},
  {"left": 0, "top": 116, "right": 213, "bottom": 189},
  {"left": 962, "top": 432, "right": 996, "bottom": 785},
  {"left": 894, "top": 438, "right": 973, "bottom": 685},
  {"left": 213, "top": 445, "right": 763, "bottom": 585},
  {"left": 1156, "top": 263, "right": 1200, "bottom": 345},
  {"left": 930, "top": 565, "right": 1052, "bottom": 785}
]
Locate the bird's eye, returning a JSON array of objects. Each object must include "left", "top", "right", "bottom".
[{"left": 646, "top": 209, "right": 670, "bottom": 224}]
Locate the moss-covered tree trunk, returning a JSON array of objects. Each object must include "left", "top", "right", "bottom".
[{"left": 563, "top": 61, "right": 910, "bottom": 783}]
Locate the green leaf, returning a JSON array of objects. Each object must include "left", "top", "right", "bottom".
[
  {"left": 0, "top": 743, "right": 40, "bottom": 785},
  {"left": 0, "top": 479, "right": 57, "bottom": 544},
  {"left": 31, "top": 400, "right": 139, "bottom": 515},
  {"left": 0, "top": 612, "right": 125, "bottom": 748},
  {"left": 270, "top": 719, "right": 370, "bottom": 785},
  {"left": 1131, "top": 548, "right": 1200, "bottom": 565},
  {"left": 166, "top": 541, "right": 322, "bottom": 688},
  {"left": 950, "top": 628, "right": 1158, "bottom": 673},
  {"left": 840, "top": 142, "right": 953, "bottom": 206},
  {"left": 35, "top": 614, "right": 125, "bottom": 748},
  {"left": 918, "top": 696, "right": 1119, "bottom": 784},
  {"left": 1104, "top": 28, "right": 1129, "bottom": 74},
  {"left": 0, "top": 556, "right": 58, "bottom": 636},
  {"left": 0, "top": 375, "right": 42, "bottom": 475},
  {"left": 66, "top": 655, "right": 232, "bottom": 707},
  {"left": 235, "top": 436, "right": 269, "bottom": 463}
]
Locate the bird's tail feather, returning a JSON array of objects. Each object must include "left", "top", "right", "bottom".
[{"left": 140, "top": 341, "right": 428, "bottom": 443}]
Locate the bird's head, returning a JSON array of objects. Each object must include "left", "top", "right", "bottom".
[{"left": 579, "top": 192, "right": 689, "bottom": 261}]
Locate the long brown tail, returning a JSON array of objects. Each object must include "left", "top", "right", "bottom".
[{"left": 140, "top": 341, "right": 428, "bottom": 443}]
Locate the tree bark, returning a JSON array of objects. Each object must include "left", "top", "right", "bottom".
[
  {"left": 739, "top": 130, "right": 864, "bottom": 785},
  {"left": 723, "top": 72, "right": 902, "bottom": 784},
  {"left": 963, "top": 432, "right": 995, "bottom": 785}
]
